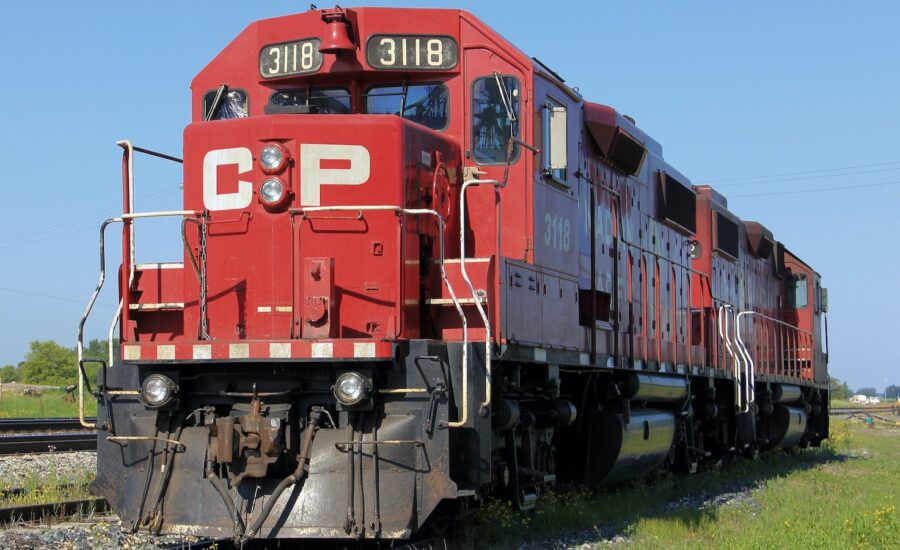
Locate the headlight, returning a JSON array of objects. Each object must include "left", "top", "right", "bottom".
[
  {"left": 334, "top": 372, "right": 371, "bottom": 406},
  {"left": 260, "top": 178, "right": 285, "bottom": 204},
  {"left": 259, "top": 143, "right": 287, "bottom": 173},
  {"left": 141, "top": 374, "right": 176, "bottom": 408}
]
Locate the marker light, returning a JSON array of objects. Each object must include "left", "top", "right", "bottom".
[
  {"left": 333, "top": 372, "right": 371, "bottom": 406},
  {"left": 260, "top": 178, "right": 285, "bottom": 205},
  {"left": 259, "top": 143, "right": 287, "bottom": 173},
  {"left": 141, "top": 374, "right": 177, "bottom": 408}
]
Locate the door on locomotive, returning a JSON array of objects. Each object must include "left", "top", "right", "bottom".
[{"left": 463, "top": 47, "right": 528, "bottom": 264}]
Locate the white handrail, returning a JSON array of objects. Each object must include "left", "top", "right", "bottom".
[
  {"left": 459, "top": 178, "right": 500, "bottom": 416},
  {"left": 77, "top": 210, "right": 199, "bottom": 429},
  {"left": 734, "top": 312, "right": 755, "bottom": 411},
  {"left": 116, "top": 140, "right": 136, "bottom": 289},
  {"left": 717, "top": 304, "right": 748, "bottom": 412}
]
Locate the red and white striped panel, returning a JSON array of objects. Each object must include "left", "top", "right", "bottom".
[{"left": 121, "top": 340, "right": 394, "bottom": 362}]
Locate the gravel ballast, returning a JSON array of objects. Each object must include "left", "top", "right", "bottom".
[
  {"left": 0, "top": 451, "right": 96, "bottom": 487},
  {"left": 0, "top": 519, "right": 209, "bottom": 550}
]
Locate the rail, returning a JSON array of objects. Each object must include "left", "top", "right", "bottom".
[
  {"left": 0, "top": 418, "right": 96, "bottom": 432},
  {"left": 717, "top": 304, "right": 751, "bottom": 412},
  {"left": 454, "top": 137, "right": 538, "bottom": 419},
  {"left": 0, "top": 496, "right": 109, "bottom": 524},
  {"left": 77, "top": 141, "right": 194, "bottom": 430},
  {"left": 735, "top": 310, "right": 814, "bottom": 382},
  {"left": 77, "top": 211, "right": 199, "bottom": 429},
  {"left": 458, "top": 178, "right": 501, "bottom": 418},
  {"left": 0, "top": 433, "right": 97, "bottom": 455}
]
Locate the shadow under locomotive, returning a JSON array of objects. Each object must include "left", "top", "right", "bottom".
[{"left": 89, "top": 339, "right": 828, "bottom": 543}]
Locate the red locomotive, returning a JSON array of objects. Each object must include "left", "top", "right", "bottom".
[{"left": 77, "top": 6, "right": 830, "bottom": 542}]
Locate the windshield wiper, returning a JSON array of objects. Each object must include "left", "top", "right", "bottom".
[{"left": 205, "top": 84, "right": 228, "bottom": 121}]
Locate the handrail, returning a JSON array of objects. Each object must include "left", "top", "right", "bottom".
[
  {"left": 733, "top": 313, "right": 755, "bottom": 412},
  {"left": 736, "top": 310, "right": 813, "bottom": 382},
  {"left": 77, "top": 210, "right": 199, "bottom": 429},
  {"left": 459, "top": 178, "right": 501, "bottom": 417},
  {"left": 291, "top": 205, "right": 470, "bottom": 428},
  {"left": 116, "top": 141, "right": 185, "bottom": 290},
  {"left": 78, "top": 141, "right": 192, "bottom": 429},
  {"left": 107, "top": 300, "right": 122, "bottom": 367},
  {"left": 717, "top": 304, "right": 745, "bottom": 411}
]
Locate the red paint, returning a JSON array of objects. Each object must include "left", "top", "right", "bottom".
[{"left": 114, "top": 6, "right": 825, "bottom": 387}]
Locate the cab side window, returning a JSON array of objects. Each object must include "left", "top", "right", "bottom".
[
  {"left": 542, "top": 98, "right": 568, "bottom": 182},
  {"left": 789, "top": 276, "right": 808, "bottom": 309},
  {"left": 472, "top": 76, "right": 520, "bottom": 164}
]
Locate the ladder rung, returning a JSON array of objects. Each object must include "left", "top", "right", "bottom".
[
  {"left": 135, "top": 262, "right": 184, "bottom": 270},
  {"left": 436, "top": 257, "right": 491, "bottom": 264},
  {"left": 129, "top": 303, "right": 185, "bottom": 311},
  {"left": 426, "top": 297, "right": 486, "bottom": 306}
]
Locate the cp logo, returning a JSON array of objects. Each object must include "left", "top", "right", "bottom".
[{"left": 202, "top": 144, "right": 371, "bottom": 211}]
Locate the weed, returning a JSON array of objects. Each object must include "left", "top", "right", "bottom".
[
  {"left": 0, "top": 390, "right": 97, "bottom": 418},
  {"left": 461, "top": 419, "right": 900, "bottom": 548}
]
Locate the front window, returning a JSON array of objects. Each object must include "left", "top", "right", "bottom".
[
  {"left": 365, "top": 83, "right": 449, "bottom": 130},
  {"left": 472, "top": 75, "right": 520, "bottom": 164},
  {"left": 203, "top": 89, "right": 248, "bottom": 120},
  {"left": 269, "top": 88, "right": 351, "bottom": 114}
]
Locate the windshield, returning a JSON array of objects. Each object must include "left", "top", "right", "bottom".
[
  {"left": 269, "top": 88, "right": 351, "bottom": 114},
  {"left": 365, "top": 83, "right": 449, "bottom": 131},
  {"left": 204, "top": 89, "right": 248, "bottom": 120}
]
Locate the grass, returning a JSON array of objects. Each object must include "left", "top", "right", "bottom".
[
  {"left": 0, "top": 458, "right": 95, "bottom": 509},
  {"left": 463, "top": 418, "right": 900, "bottom": 549},
  {"left": 0, "top": 390, "right": 97, "bottom": 418}
]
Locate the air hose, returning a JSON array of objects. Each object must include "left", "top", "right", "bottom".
[
  {"left": 208, "top": 460, "right": 245, "bottom": 539},
  {"left": 242, "top": 409, "right": 323, "bottom": 541}
]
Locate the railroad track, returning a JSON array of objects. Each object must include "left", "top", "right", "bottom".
[
  {"left": 0, "top": 432, "right": 97, "bottom": 454},
  {"left": 0, "top": 496, "right": 108, "bottom": 524},
  {"left": 830, "top": 406, "right": 899, "bottom": 416},
  {"left": 0, "top": 417, "right": 97, "bottom": 454},
  {"left": 0, "top": 417, "right": 96, "bottom": 433}
]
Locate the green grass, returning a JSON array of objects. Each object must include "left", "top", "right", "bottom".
[
  {"left": 0, "top": 390, "right": 97, "bottom": 418},
  {"left": 463, "top": 419, "right": 900, "bottom": 549},
  {"left": 0, "top": 469, "right": 95, "bottom": 508}
]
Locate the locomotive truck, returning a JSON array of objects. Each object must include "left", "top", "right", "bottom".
[{"left": 77, "top": 6, "right": 830, "bottom": 542}]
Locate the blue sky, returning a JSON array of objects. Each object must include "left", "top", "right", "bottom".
[{"left": 0, "top": 1, "right": 897, "bottom": 391}]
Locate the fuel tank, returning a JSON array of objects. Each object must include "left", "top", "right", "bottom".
[
  {"left": 772, "top": 384, "right": 802, "bottom": 404},
  {"left": 588, "top": 409, "right": 676, "bottom": 485},
  {"left": 622, "top": 373, "right": 688, "bottom": 403},
  {"left": 770, "top": 405, "right": 808, "bottom": 449}
]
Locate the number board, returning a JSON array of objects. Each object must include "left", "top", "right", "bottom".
[
  {"left": 366, "top": 35, "right": 458, "bottom": 70},
  {"left": 259, "top": 38, "right": 323, "bottom": 79}
]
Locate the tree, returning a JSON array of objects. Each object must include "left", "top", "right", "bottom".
[
  {"left": 830, "top": 377, "right": 852, "bottom": 400},
  {"left": 19, "top": 341, "right": 77, "bottom": 386},
  {"left": 886, "top": 385, "right": 900, "bottom": 400},
  {"left": 856, "top": 387, "right": 878, "bottom": 398},
  {"left": 80, "top": 338, "right": 113, "bottom": 382},
  {"left": 0, "top": 364, "right": 17, "bottom": 383}
]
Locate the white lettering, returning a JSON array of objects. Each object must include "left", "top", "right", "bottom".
[
  {"left": 202, "top": 147, "right": 253, "bottom": 211},
  {"left": 300, "top": 144, "right": 371, "bottom": 206}
]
